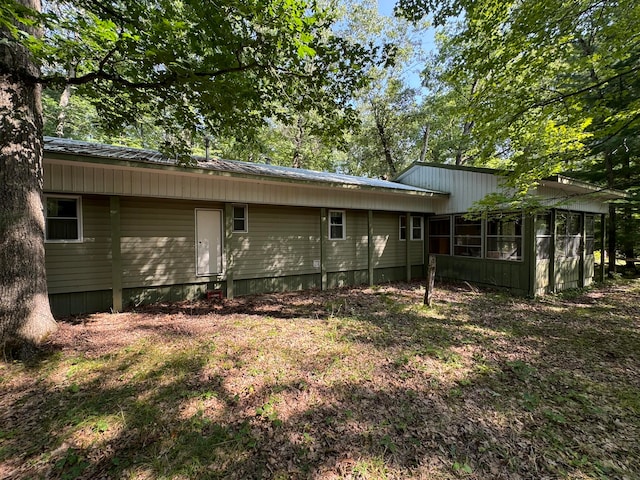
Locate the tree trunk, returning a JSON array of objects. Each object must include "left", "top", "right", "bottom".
[
  {"left": 419, "top": 123, "right": 430, "bottom": 163},
  {"left": 0, "top": 0, "right": 57, "bottom": 356},
  {"left": 55, "top": 67, "right": 75, "bottom": 137},
  {"left": 604, "top": 151, "right": 617, "bottom": 275},
  {"left": 374, "top": 116, "right": 396, "bottom": 178},
  {"left": 292, "top": 115, "right": 304, "bottom": 169}
]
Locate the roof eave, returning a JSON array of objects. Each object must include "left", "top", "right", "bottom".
[
  {"left": 541, "top": 176, "right": 628, "bottom": 199},
  {"left": 43, "top": 152, "right": 448, "bottom": 198}
]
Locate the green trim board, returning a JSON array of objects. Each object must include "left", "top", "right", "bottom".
[
  {"left": 233, "top": 274, "right": 320, "bottom": 296},
  {"left": 50, "top": 290, "right": 113, "bottom": 318},
  {"left": 110, "top": 196, "right": 123, "bottom": 311}
]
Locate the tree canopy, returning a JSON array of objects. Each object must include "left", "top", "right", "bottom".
[
  {"left": 8, "top": 0, "right": 376, "bottom": 156},
  {"left": 0, "top": 0, "right": 377, "bottom": 353}
]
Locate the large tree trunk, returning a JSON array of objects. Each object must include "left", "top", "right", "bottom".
[
  {"left": 292, "top": 115, "right": 304, "bottom": 169},
  {"left": 0, "top": 0, "right": 57, "bottom": 356},
  {"left": 419, "top": 123, "right": 430, "bottom": 163},
  {"left": 374, "top": 115, "right": 396, "bottom": 178},
  {"left": 605, "top": 151, "right": 617, "bottom": 275}
]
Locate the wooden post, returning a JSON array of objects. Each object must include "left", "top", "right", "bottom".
[
  {"left": 224, "top": 204, "right": 234, "bottom": 299},
  {"left": 424, "top": 256, "right": 436, "bottom": 306},
  {"left": 579, "top": 212, "right": 586, "bottom": 288},
  {"left": 406, "top": 212, "right": 411, "bottom": 282},
  {"left": 320, "top": 208, "right": 327, "bottom": 290},
  {"left": 549, "top": 209, "right": 556, "bottom": 293},
  {"left": 368, "top": 210, "right": 374, "bottom": 286},
  {"left": 600, "top": 213, "right": 606, "bottom": 281},
  {"left": 109, "top": 196, "right": 123, "bottom": 312}
]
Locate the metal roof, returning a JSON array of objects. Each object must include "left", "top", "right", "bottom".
[{"left": 44, "top": 137, "right": 448, "bottom": 196}]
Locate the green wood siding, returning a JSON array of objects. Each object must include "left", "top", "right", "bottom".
[
  {"left": 372, "top": 212, "right": 424, "bottom": 268},
  {"left": 327, "top": 269, "right": 369, "bottom": 288},
  {"left": 230, "top": 205, "right": 321, "bottom": 279},
  {"left": 45, "top": 195, "right": 112, "bottom": 294},
  {"left": 373, "top": 212, "right": 403, "bottom": 268},
  {"left": 124, "top": 283, "right": 212, "bottom": 307},
  {"left": 432, "top": 256, "right": 529, "bottom": 294},
  {"left": 325, "top": 210, "right": 369, "bottom": 272},
  {"left": 120, "top": 198, "right": 223, "bottom": 288},
  {"left": 49, "top": 290, "right": 112, "bottom": 317},
  {"left": 233, "top": 274, "right": 320, "bottom": 296}
]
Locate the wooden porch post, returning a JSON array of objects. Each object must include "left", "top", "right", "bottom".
[
  {"left": 600, "top": 213, "right": 607, "bottom": 281},
  {"left": 110, "top": 196, "right": 123, "bottom": 312},
  {"left": 526, "top": 215, "right": 536, "bottom": 297},
  {"left": 406, "top": 212, "right": 411, "bottom": 282},
  {"left": 579, "top": 212, "right": 586, "bottom": 288},
  {"left": 368, "top": 210, "right": 374, "bottom": 286},
  {"left": 549, "top": 209, "right": 557, "bottom": 293},
  {"left": 320, "top": 208, "right": 327, "bottom": 290},
  {"left": 224, "top": 204, "right": 234, "bottom": 299}
]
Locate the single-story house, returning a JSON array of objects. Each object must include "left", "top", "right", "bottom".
[{"left": 42, "top": 137, "right": 624, "bottom": 316}]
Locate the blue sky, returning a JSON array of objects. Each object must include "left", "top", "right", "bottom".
[{"left": 376, "top": 0, "right": 437, "bottom": 89}]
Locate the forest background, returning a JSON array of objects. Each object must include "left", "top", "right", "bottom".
[{"left": 40, "top": 0, "right": 639, "bottom": 269}]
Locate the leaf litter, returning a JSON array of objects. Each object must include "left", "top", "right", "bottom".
[{"left": 1, "top": 279, "right": 639, "bottom": 479}]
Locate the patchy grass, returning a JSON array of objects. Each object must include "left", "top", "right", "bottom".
[{"left": 1, "top": 279, "right": 639, "bottom": 479}]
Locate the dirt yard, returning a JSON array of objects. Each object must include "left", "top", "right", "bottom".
[{"left": 2, "top": 280, "right": 639, "bottom": 479}]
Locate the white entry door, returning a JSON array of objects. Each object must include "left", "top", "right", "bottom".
[{"left": 196, "top": 209, "right": 222, "bottom": 275}]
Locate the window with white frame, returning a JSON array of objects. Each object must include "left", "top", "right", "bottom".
[
  {"left": 329, "top": 210, "right": 345, "bottom": 240},
  {"left": 428, "top": 216, "right": 451, "bottom": 254},
  {"left": 453, "top": 215, "right": 482, "bottom": 257},
  {"left": 411, "top": 216, "right": 423, "bottom": 240},
  {"left": 486, "top": 215, "right": 523, "bottom": 261},
  {"left": 399, "top": 215, "right": 407, "bottom": 240},
  {"left": 44, "top": 195, "right": 82, "bottom": 242},
  {"left": 232, "top": 204, "right": 248, "bottom": 232}
]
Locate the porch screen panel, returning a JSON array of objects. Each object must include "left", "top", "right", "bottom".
[
  {"left": 585, "top": 215, "right": 595, "bottom": 255},
  {"left": 535, "top": 213, "right": 552, "bottom": 259},
  {"left": 428, "top": 217, "right": 450, "bottom": 254},
  {"left": 557, "top": 212, "right": 581, "bottom": 258},
  {"left": 453, "top": 216, "right": 481, "bottom": 257},
  {"left": 486, "top": 216, "right": 523, "bottom": 261}
]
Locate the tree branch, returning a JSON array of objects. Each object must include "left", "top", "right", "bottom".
[
  {"left": 511, "top": 64, "right": 640, "bottom": 120},
  {"left": 39, "top": 61, "right": 264, "bottom": 89}
]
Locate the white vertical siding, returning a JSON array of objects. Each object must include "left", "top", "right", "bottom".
[
  {"left": 397, "top": 166, "right": 499, "bottom": 214},
  {"left": 535, "top": 186, "right": 609, "bottom": 213},
  {"left": 397, "top": 165, "right": 611, "bottom": 214}
]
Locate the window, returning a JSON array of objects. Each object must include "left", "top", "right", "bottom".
[
  {"left": 454, "top": 216, "right": 482, "bottom": 257},
  {"left": 486, "top": 216, "right": 523, "bottom": 261},
  {"left": 411, "top": 216, "right": 423, "bottom": 240},
  {"left": 44, "top": 195, "right": 82, "bottom": 242},
  {"left": 428, "top": 216, "right": 451, "bottom": 254},
  {"left": 535, "top": 213, "right": 552, "bottom": 260},
  {"left": 329, "top": 210, "right": 345, "bottom": 240},
  {"left": 400, "top": 215, "right": 423, "bottom": 240},
  {"left": 232, "top": 204, "right": 247, "bottom": 232},
  {"left": 557, "top": 211, "right": 581, "bottom": 258}
]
